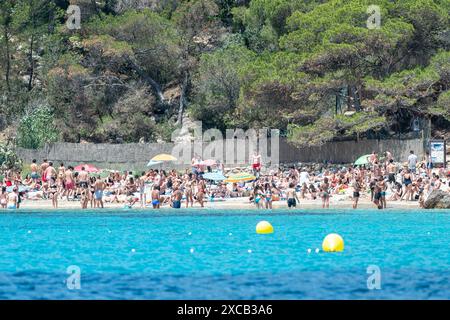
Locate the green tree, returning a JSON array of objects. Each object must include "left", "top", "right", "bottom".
[
  {"left": 17, "top": 104, "right": 60, "bottom": 149},
  {"left": 87, "top": 9, "right": 182, "bottom": 104},
  {"left": 172, "top": 0, "right": 225, "bottom": 124},
  {"left": 0, "top": 0, "right": 13, "bottom": 95},
  {"left": 0, "top": 143, "right": 23, "bottom": 173},
  {"left": 1, "top": 0, "right": 449, "bottom": 147},
  {"left": 236, "top": 0, "right": 449, "bottom": 146},
  {"left": 12, "top": 0, "right": 62, "bottom": 91},
  {"left": 190, "top": 45, "right": 255, "bottom": 130}
]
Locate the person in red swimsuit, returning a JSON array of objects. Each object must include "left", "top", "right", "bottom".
[
  {"left": 251, "top": 151, "right": 262, "bottom": 177},
  {"left": 4, "top": 176, "right": 12, "bottom": 187}
]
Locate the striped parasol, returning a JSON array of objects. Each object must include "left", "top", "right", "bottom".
[
  {"left": 203, "top": 172, "right": 226, "bottom": 181},
  {"left": 224, "top": 172, "right": 256, "bottom": 183}
]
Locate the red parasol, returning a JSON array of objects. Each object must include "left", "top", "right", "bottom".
[
  {"left": 194, "top": 159, "right": 216, "bottom": 167},
  {"left": 74, "top": 164, "right": 101, "bottom": 173}
]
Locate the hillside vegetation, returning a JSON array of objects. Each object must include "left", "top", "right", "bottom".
[{"left": 0, "top": 0, "right": 449, "bottom": 148}]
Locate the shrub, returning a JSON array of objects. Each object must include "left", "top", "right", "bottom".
[
  {"left": 0, "top": 143, "right": 23, "bottom": 173},
  {"left": 17, "top": 105, "right": 60, "bottom": 149}
]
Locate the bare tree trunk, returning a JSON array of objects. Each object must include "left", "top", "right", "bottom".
[
  {"left": 27, "top": 33, "right": 34, "bottom": 91},
  {"left": 176, "top": 71, "right": 189, "bottom": 125},
  {"left": 3, "top": 23, "right": 11, "bottom": 93},
  {"left": 128, "top": 58, "right": 166, "bottom": 104},
  {"left": 27, "top": 0, "right": 37, "bottom": 91},
  {"left": 91, "top": 0, "right": 102, "bottom": 17}
]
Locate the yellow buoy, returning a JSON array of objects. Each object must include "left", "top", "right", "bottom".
[
  {"left": 256, "top": 221, "right": 274, "bottom": 234},
  {"left": 322, "top": 233, "right": 344, "bottom": 252}
]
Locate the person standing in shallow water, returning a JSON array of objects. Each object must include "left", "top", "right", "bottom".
[
  {"left": 94, "top": 176, "right": 106, "bottom": 209},
  {"left": 373, "top": 178, "right": 382, "bottom": 209},
  {"left": 80, "top": 180, "right": 89, "bottom": 210},
  {"left": 252, "top": 185, "right": 263, "bottom": 209},
  {"left": 264, "top": 183, "right": 273, "bottom": 209},
  {"left": 320, "top": 177, "right": 330, "bottom": 208},
  {"left": 49, "top": 179, "right": 58, "bottom": 209},
  {"left": 352, "top": 177, "right": 361, "bottom": 209},
  {"left": 378, "top": 176, "right": 387, "bottom": 209},
  {"left": 171, "top": 186, "right": 183, "bottom": 209},
  {"left": 196, "top": 179, "right": 206, "bottom": 208},
  {"left": 7, "top": 188, "right": 18, "bottom": 209},
  {"left": 286, "top": 183, "right": 299, "bottom": 209},
  {"left": 151, "top": 185, "right": 161, "bottom": 209},
  {"left": 184, "top": 178, "right": 194, "bottom": 208}
]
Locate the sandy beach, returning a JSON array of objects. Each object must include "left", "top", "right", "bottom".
[{"left": 16, "top": 196, "right": 421, "bottom": 211}]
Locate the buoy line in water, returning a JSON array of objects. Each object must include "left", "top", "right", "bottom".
[
  {"left": 255, "top": 220, "right": 344, "bottom": 252},
  {"left": 182, "top": 221, "right": 345, "bottom": 256}
]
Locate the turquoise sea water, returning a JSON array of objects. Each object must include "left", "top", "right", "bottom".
[{"left": 0, "top": 208, "right": 449, "bottom": 299}]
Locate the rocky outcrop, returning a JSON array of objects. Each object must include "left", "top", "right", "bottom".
[
  {"left": 424, "top": 190, "right": 450, "bottom": 209},
  {"left": 69, "top": 0, "right": 99, "bottom": 20},
  {"left": 171, "top": 116, "right": 202, "bottom": 143}
]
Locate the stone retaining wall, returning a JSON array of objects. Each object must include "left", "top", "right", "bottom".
[{"left": 16, "top": 138, "right": 424, "bottom": 170}]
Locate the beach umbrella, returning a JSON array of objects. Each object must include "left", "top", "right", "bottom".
[
  {"left": 147, "top": 160, "right": 163, "bottom": 167},
  {"left": 198, "top": 159, "right": 216, "bottom": 167},
  {"left": 74, "top": 164, "right": 100, "bottom": 173},
  {"left": 150, "top": 154, "right": 177, "bottom": 162},
  {"left": 149, "top": 154, "right": 177, "bottom": 170},
  {"left": 203, "top": 172, "right": 226, "bottom": 181},
  {"left": 354, "top": 154, "right": 371, "bottom": 166},
  {"left": 105, "top": 169, "right": 120, "bottom": 173},
  {"left": 98, "top": 170, "right": 113, "bottom": 178},
  {"left": 6, "top": 185, "right": 30, "bottom": 193},
  {"left": 224, "top": 172, "right": 256, "bottom": 183}
]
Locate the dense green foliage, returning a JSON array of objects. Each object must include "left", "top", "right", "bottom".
[
  {"left": 0, "top": 0, "right": 449, "bottom": 147},
  {"left": 17, "top": 104, "right": 59, "bottom": 149},
  {"left": 0, "top": 143, "right": 23, "bottom": 172}
]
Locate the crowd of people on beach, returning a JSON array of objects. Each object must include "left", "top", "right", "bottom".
[{"left": 0, "top": 149, "right": 449, "bottom": 210}]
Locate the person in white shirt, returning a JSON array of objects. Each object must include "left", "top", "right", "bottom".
[
  {"left": 299, "top": 169, "right": 310, "bottom": 185},
  {"left": 407, "top": 150, "right": 418, "bottom": 173}
]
